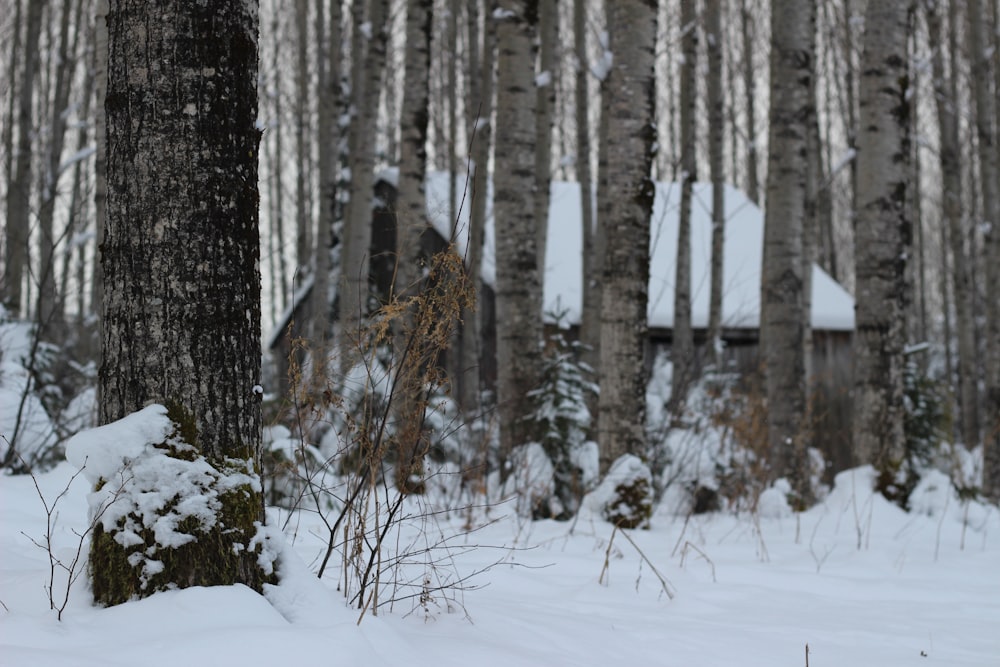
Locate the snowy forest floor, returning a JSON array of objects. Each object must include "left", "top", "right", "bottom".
[{"left": 2, "top": 460, "right": 999, "bottom": 666}]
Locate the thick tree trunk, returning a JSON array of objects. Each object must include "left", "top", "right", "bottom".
[
  {"left": 597, "top": 0, "right": 656, "bottom": 473},
  {"left": 100, "top": 0, "right": 267, "bottom": 602},
  {"left": 706, "top": 0, "right": 725, "bottom": 371},
  {"left": 852, "top": 2, "right": 912, "bottom": 478},
  {"left": 494, "top": 0, "right": 542, "bottom": 467},
  {"left": 761, "top": 0, "right": 814, "bottom": 504},
  {"left": 968, "top": 0, "right": 1000, "bottom": 498},
  {"left": 3, "top": 0, "right": 44, "bottom": 315},
  {"left": 670, "top": 0, "right": 697, "bottom": 414}
]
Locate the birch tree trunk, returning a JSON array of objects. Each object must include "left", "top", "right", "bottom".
[
  {"left": 3, "top": 0, "right": 44, "bottom": 315},
  {"left": 740, "top": 0, "right": 759, "bottom": 204},
  {"left": 99, "top": 0, "right": 268, "bottom": 603},
  {"left": 267, "top": 8, "right": 289, "bottom": 314},
  {"left": 842, "top": 0, "right": 859, "bottom": 232},
  {"left": 341, "top": 0, "right": 389, "bottom": 371},
  {"left": 59, "top": 0, "right": 92, "bottom": 323},
  {"left": 968, "top": 0, "right": 1000, "bottom": 498},
  {"left": 91, "top": 0, "right": 108, "bottom": 326},
  {"left": 597, "top": 0, "right": 656, "bottom": 472},
  {"left": 494, "top": 0, "right": 542, "bottom": 467},
  {"left": 36, "top": 0, "right": 82, "bottom": 340},
  {"left": 706, "top": 0, "right": 726, "bottom": 370},
  {"left": 670, "top": 0, "right": 697, "bottom": 414},
  {"left": 392, "top": 0, "right": 433, "bottom": 490},
  {"left": 311, "top": 0, "right": 343, "bottom": 384},
  {"left": 2, "top": 0, "right": 23, "bottom": 304},
  {"left": 576, "top": 0, "right": 600, "bottom": 416},
  {"left": 925, "top": 0, "right": 979, "bottom": 449},
  {"left": 761, "top": 0, "right": 814, "bottom": 504},
  {"left": 534, "top": 0, "right": 556, "bottom": 271},
  {"left": 852, "top": 1, "right": 912, "bottom": 478},
  {"left": 447, "top": 0, "right": 459, "bottom": 237},
  {"left": 459, "top": 0, "right": 494, "bottom": 414},
  {"left": 295, "top": 0, "right": 313, "bottom": 286}
]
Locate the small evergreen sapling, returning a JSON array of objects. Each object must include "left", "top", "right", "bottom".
[{"left": 525, "top": 315, "right": 598, "bottom": 519}]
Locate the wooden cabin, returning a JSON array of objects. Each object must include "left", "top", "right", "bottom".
[{"left": 267, "top": 172, "right": 855, "bottom": 473}]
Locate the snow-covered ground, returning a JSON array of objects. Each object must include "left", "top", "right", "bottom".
[{"left": 2, "top": 458, "right": 998, "bottom": 666}]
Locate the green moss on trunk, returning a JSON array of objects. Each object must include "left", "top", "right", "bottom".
[
  {"left": 90, "top": 482, "right": 275, "bottom": 606},
  {"left": 88, "top": 417, "right": 275, "bottom": 607}
]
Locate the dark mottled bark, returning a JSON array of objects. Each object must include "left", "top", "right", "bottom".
[
  {"left": 392, "top": 0, "right": 434, "bottom": 484},
  {"left": 925, "top": 0, "right": 979, "bottom": 449},
  {"left": 459, "top": 0, "right": 494, "bottom": 414},
  {"left": 670, "top": 0, "right": 697, "bottom": 413},
  {"left": 706, "top": 0, "right": 726, "bottom": 371},
  {"left": 100, "top": 0, "right": 266, "bottom": 597},
  {"left": 3, "top": 0, "right": 44, "bottom": 314},
  {"left": 761, "top": 0, "right": 814, "bottom": 503},
  {"left": 968, "top": 0, "right": 1000, "bottom": 498},
  {"left": 341, "top": 0, "right": 389, "bottom": 370},
  {"left": 852, "top": 2, "right": 912, "bottom": 475},
  {"left": 576, "top": 0, "right": 600, "bottom": 425},
  {"left": 494, "top": 0, "right": 542, "bottom": 466},
  {"left": 597, "top": 0, "right": 656, "bottom": 472}
]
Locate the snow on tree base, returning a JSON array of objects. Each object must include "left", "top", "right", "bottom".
[
  {"left": 584, "top": 454, "right": 653, "bottom": 529},
  {"left": 65, "top": 404, "right": 276, "bottom": 604}
]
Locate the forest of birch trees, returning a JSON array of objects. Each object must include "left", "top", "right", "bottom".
[{"left": 2, "top": 0, "right": 998, "bottom": 528}]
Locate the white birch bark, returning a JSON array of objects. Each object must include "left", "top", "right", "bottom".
[{"left": 311, "top": 0, "right": 343, "bottom": 383}]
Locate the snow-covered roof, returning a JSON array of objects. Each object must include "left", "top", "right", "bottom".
[{"left": 420, "top": 172, "right": 855, "bottom": 332}]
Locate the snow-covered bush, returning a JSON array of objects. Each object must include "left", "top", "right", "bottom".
[
  {"left": 651, "top": 366, "right": 828, "bottom": 515},
  {"left": 585, "top": 454, "right": 653, "bottom": 529},
  {"left": 502, "top": 442, "right": 556, "bottom": 518}
]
